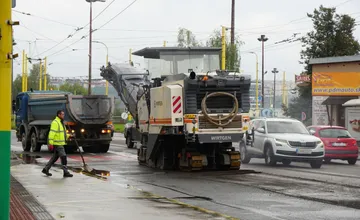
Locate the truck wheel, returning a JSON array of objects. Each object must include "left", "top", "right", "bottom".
[
  {"left": 21, "top": 132, "right": 31, "bottom": 152},
  {"left": 310, "top": 160, "right": 322, "bottom": 168},
  {"left": 30, "top": 132, "right": 41, "bottom": 152},
  {"left": 126, "top": 136, "right": 134, "bottom": 149},
  {"left": 100, "top": 144, "right": 110, "bottom": 153}
]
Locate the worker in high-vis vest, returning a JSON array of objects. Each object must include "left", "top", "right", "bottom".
[
  {"left": 127, "top": 114, "right": 134, "bottom": 123},
  {"left": 42, "top": 110, "right": 73, "bottom": 177}
]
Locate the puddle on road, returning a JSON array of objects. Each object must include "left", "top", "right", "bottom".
[{"left": 17, "top": 153, "right": 41, "bottom": 164}]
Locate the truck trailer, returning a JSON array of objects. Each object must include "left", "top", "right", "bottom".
[
  {"left": 101, "top": 47, "right": 251, "bottom": 171},
  {"left": 15, "top": 91, "right": 114, "bottom": 153}
]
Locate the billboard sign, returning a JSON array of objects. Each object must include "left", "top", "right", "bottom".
[
  {"left": 312, "top": 72, "right": 360, "bottom": 96},
  {"left": 295, "top": 74, "right": 311, "bottom": 83}
]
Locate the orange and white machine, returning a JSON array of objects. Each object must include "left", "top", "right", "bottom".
[{"left": 101, "top": 47, "right": 252, "bottom": 171}]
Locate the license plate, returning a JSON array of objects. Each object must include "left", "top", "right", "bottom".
[
  {"left": 332, "top": 142, "right": 346, "bottom": 147},
  {"left": 296, "top": 148, "right": 312, "bottom": 154}
]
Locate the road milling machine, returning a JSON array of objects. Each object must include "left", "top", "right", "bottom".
[{"left": 101, "top": 47, "right": 251, "bottom": 171}]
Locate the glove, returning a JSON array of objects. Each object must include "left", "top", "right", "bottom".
[{"left": 48, "top": 145, "right": 54, "bottom": 151}]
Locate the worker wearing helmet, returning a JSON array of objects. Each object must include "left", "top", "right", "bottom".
[{"left": 42, "top": 110, "right": 73, "bottom": 178}]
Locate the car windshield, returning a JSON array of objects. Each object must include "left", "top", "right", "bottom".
[
  {"left": 267, "top": 121, "right": 309, "bottom": 134},
  {"left": 319, "top": 128, "right": 352, "bottom": 138}
]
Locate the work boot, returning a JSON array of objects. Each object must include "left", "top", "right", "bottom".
[
  {"left": 63, "top": 171, "right": 73, "bottom": 178},
  {"left": 42, "top": 168, "right": 52, "bottom": 176}
]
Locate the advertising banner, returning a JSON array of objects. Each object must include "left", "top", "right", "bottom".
[
  {"left": 312, "top": 72, "right": 360, "bottom": 96},
  {"left": 312, "top": 96, "right": 329, "bottom": 126}
]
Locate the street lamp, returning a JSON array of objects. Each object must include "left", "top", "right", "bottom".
[
  {"left": 249, "top": 52, "right": 259, "bottom": 111},
  {"left": 257, "top": 35, "right": 268, "bottom": 108},
  {"left": 93, "top": 40, "right": 109, "bottom": 95},
  {"left": 271, "top": 68, "right": 279, "bottom": 109},
  {"left": 86, "top": 0, "right": 106, "bottom": 95}
]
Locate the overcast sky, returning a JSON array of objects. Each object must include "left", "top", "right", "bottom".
[{"left": 12, "top": 0, "right": 360, "bottom": 82}]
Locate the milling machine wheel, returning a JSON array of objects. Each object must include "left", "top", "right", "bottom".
[
  {"left": 216, "top": 151, "right": 241, "bottom": 170},
  {"left": 229, "top": 151, "right": 241, "bottom": 170},
  {"left": 178, "top": 152, "right": 203, "bottom": 171}
]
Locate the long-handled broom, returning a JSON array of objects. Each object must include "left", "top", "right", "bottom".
[
  {"left": 66, "top": 125, "right": 110, "bottom": 177},
  {"left": 66, "top": 125, "right": 94, "bottom": 173}
]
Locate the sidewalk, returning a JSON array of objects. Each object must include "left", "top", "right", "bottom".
[
  {"left": 10, "top": 163, "right": 216, "bottom": 220},
  {"left": 10, "top": 153, "right": 54, "bottom": 220}
]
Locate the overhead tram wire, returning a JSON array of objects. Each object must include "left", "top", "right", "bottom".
[
  {"left": 12, "top": 10, "right": 79, "bottom": 28},
  {"left": 44, "top": 0, "right": 139, "bottom": 58},
  {"left": 92, "top": 0, "right": 138, "bottom": 33},
  {"left": 35, "top": 0, "right": 119, "bottom": 58}
]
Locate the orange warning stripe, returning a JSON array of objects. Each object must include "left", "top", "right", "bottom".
[{"left": 139, "top": 118, "right": 197, "bottom": 125}]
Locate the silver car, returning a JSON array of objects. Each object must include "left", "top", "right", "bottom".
[{"left": 241, "top": 118, "right": 325, "bottom": 168}]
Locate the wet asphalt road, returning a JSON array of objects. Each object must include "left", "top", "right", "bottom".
[{"left": 11, "top": 132, "right": 360, "bottom": 220}]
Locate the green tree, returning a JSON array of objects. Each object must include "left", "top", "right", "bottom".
[
  {"left": 283, "top": 5, "right": 360, "bottom": 119},
  {"left": 177, "top": 27, "right": 201, "bottom": 47},
  {"left": 59, "top": 82, "right": 87, "bottom": 95},
  {"left": 12, "top": 63, "right": 52, "bottom": 99},
  {"left": 206, "top": 29, "right": 243, "bottom": 71}
]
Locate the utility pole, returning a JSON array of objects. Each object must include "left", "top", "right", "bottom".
[
  {"left": 86, "top": 0, "right": 106, "bottom": 95},
  {"left": 221, "top": 26, "right": 229, "bottom": 70},
  {"left": 88, "top": 1, "right": 93, "bottom": 95},
  {"left": 272, "top": 68, "right": 279, "bottom": 109},
  {"left": 230, "top": 0, "right": 235, "bottom": 45},
  {"left": 93, "top": 41, "right": 108, "bottom": 95},
  {"left": 250, "top": 52, "right": 259, "bottom": 111},
  {"left": 39, "top": 59, "right": 43, "bottom": 91},
  {"left": 25, "top": 53, "right": 28, "bottom": 91},
  {"left": 0, "top": 0, "right": 15, "bottom": 218},
  {"left": 22, "top": 50, "right": 25, "bottom": 92},
  {"left": 44, "top": 57, "right": 47, "bottom": 91},
  {"left": 258, "top": 35, "right": 268, "bottom": 108}
]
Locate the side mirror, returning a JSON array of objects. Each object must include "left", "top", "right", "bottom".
[
  {"left": 257, "top": 127, "right": 265, "bottom": 133},
  {"left": 309, "top": 130, "right": 316, "bottom": 135}
]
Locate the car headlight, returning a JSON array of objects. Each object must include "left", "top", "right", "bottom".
[
  {"left": 316, "top": 141, "right": 324, "bottom": 148},
  {"left": 275, "top": 139, "right": 288, "bottom": 146}
]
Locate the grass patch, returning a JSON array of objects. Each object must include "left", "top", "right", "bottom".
[{"left": 114, "top": 123, "right": 125, "bottom": 133}]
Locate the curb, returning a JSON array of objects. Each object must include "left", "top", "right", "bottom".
[{"left": 11, "top": 175, "right": 55, "bottom": 220}]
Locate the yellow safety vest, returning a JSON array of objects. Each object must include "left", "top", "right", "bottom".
[{"left": 48, "top": 116, "right": 69, "bottom": 146}]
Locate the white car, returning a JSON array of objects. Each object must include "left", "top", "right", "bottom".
[{"left": 241, "top": 118, "right": 325, "bottom": 168}]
